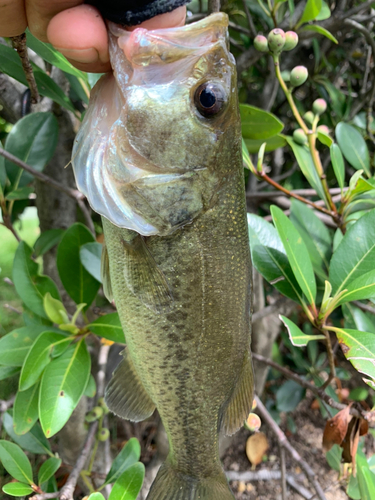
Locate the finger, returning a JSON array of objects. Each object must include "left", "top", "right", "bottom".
[
  {"left": 126, "top": 6, "right": 186, "bottom": 31},
  {"left": 0, "top": 0, "right": 27, "bottom": 37},
  {"left": 26, "top": 0, "right": 84, "bottom": 42},
  {"left": 47, "top": 4, "right": 110, "bottom": 72}
]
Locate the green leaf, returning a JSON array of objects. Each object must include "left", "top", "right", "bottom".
[
  {"left": 345, "top": 304, "right": 375, "bottom": 334},
  {"left": 330, "top": 144, "right": 345, "bottom": 190},
  {"left": 104, "top": 438, "right": 141, "bottom": 486},
  {"left": 271, "top": 206, "right": 316, "bottom": 305},
  {"left": 34, "top": 229, "right": 64, "bottom": 258},
  {"left": 299, "top": 0, "right": 322, "bottom": 25},
  {"left": 317, "top": 129, "right": 333, "bottom": 147},
  {"left": 301, "top": 25, "right": 338, "bottom": 44},
  {"left": 20, "top": 331, "right": 71, "bottom": 391},
  {"left": 4, "top": 112, "right": 58, "bottom": 188},
  {"left": 329, "top": 327, "right": 375, "bottom": 387},
  {"left": 38, "top": 457, "right": 62, "bottom": 486},
  {"left": 290, "top": 199, "right": 331, "bottom": 280},
  {"left": 84, "top": 374, "right": 97, "bottom": 398},
  {"left": 0, "top": 440, "right": 33, "bottom": 484},
  {"left": 316, "top": 0, "right": 331, "bottom": 20},
  {"left": 88, "top": 494, "right": 106, "bottom": 500},
  {"left": 349, "top": 387, "right": 369, "bottom": 401},
  {"left": 26, "top": 30, "right": 88, "bottom": 81},
  {"left": 3, "top": 413, "right": 52, "bottom": 455},
  {"left": 57, "top": 223, "right": 100, "bottom": 307},
  {"left": 39, "top": 340, "right": 91, "bottom": 437},
  {"left": 13, "top": 242, "right": 60, "bottom": 319},
  {"left": 276, "top": 380, "right": 305, "bottom": 412},
  {"left": 0, "top": 44, "right": 76, "bottom": 113},
  {"left": 240, "top": 104, "right": 284, "bottom": 140},
  {"left": 89, "top": 313, "right": 126, "bottom": 344},
  {"left": 13, "top": 383, "right": 39, "bottom": 435},
  {"left": 80, "top": 242, "right": 102, "bottom": 283},
  {"left": 0, "top": 325, "right": 48, "bottom": 366},
  {"left": 109, "top": 463, "right": 145, "bottom": 500},
  {"left": 280, "top": 315, "right": 324, "bottom": 346},
  {"left": 0, "top": 366, "right": 20, "bottom": 381},
  {"left": 357, "top": 452, "right": 375, "bottom": 500},
  {"left": 2, "top": 482, "right": 35, "bottom": 497},
  {"left": 64, "top": 72, "right": 89, "bottom": 105},
  {"left": 248, "top": 214, "right": 304, "bottom": 303},
  {"left": 0, "top": 155, "right": 7, "bottom": 198},
  {"left": 326, "top": 444, "right": 342, "bottom": 472},
  {"left": 5, "top": 186, "right": 34, "bottom": 201},
  {"left": 336, "top": 123, "right": 371, "bottom": 176},
  {"left": 329, "top": 209, "right": 375, "bottom": 295},
  {"left": 285, "top": 137, "right": 328, "bottom": 205},
  {"left": 245, "top": 134, "right": 286, "bottom": 153},
  {"left": 335, "top": 270, "right": 375, "bottom": 306},
  {"left": 43, "top": 293, "right": 69, "bottom": 325}
]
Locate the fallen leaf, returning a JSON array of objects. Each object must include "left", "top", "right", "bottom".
[
  {"left": 342, "top": 417, "right": 361, "bottom": 475},
  {"left": 246, "top": 432, "right": 269, "bottom": 467},
  {"left": 322, "top": 405, "right": 352, "bottom": 452}
]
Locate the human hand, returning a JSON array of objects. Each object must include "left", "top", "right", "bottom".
[{"left": 0, "top": 1, "right": 186, "bottom": 73}]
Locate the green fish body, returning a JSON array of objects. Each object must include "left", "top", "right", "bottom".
[{"left": 72, "top": 13, "right": 253, "bottom": 500}]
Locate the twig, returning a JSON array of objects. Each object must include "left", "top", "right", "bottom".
[
  {"left": 241, "top": 0, "right": 257, "bottom": 38},
  {"left": 252, "top": 296, "right": 293, "bottom": 323},
  {"left": 280, "top": 445, "right": 287, "bottom": 500},
  {"left": 228, "top": 21, "right": 252, "bottom": 37},
  {"left": 248, "top": 187, "right": 347, "bottom": 200},
  {"left": 30, "top": 421, "right": 99, "bottom": 500},
  {"left": 0, "top": 148, "right": 95, "bottom": 234},
  {"left": 0, "top": 395, "right": 16, "bottom": 413},
  {"left": 208, "top": 0, "right": 220, "bottom": 14},
  {"left": 255, "top": 395, "right": 327, "bottom": 500},
  {"left": 3, "top": 304, "right": 22, "bottom": 315},
  {"left": 11, "top": 33, "right": 39, "bottom": 104},
  {"left": 352, "top": 301, "right": 375, "bottom": 315}
]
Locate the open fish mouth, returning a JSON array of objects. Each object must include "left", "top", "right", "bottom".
[{"left": 72, "top": 13, "right": 237, "bottom": 236}]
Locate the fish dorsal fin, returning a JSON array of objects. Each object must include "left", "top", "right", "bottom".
[
  {"left": 101, "top": 240, "right": 113, "bottom": 302},
  {"left": 122, "top": 235, "right": 173, "bottom": 312},
  {"left": 222, "top": 354, "right": 254, "bottom": 435},
  {"left": 105, "top": 348, "right": 156, "bottom": 421}
]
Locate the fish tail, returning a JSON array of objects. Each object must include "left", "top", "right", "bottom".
[{"left": 147, "top": 461, "right": 235, "bottom": 500}]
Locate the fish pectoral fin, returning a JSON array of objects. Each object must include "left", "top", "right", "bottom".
[
  {"left": 105, "top": 348, "right": 156, "bottom": 421},
  {"left": 222, "top": 354, "right": 254, "bottom": 436},
  {"left": 101, "top": 239, "right": 113, "bottom": 302},
  {"left": 122, "top": 235, "right": 173, "bottom": 312}
]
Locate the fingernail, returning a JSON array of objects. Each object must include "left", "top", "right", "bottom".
[{"left": 55, "top": 47, "right": 99, "bottom": 64}]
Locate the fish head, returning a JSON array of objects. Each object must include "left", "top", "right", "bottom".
[{"left": 72, "top": 13, "right": 241, "bottom": 235}]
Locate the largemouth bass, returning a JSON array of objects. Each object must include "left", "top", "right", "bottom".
[{"left": 72, "top": 12, "right": 253, "bottom": 500}]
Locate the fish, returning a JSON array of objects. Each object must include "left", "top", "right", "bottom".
[{"left": 72, "top": 12, "right": 253, "bottom": 500}]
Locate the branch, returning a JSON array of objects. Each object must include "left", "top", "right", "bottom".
[
  {"left": 247, "top": 187, "right": 346, "bottom": 200},
  {"left": 255, "top": 395, "right": 327, "bottom": 500},
  {"left": 10, "top": 34, "right": 39, "bottom": 104},
  {"left": 241, "top": 0, "right": 257, "bottom": 38},
  {"left": 252, "top": 296, "right": 293, "bottom": 323},
  {"left": 208, "top": 0, "right": 220, "bottom": 14},
  {"left": 0, "top": 395, "right": 16, "bottom": 413}
]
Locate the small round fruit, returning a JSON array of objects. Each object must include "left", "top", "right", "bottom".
[
  {"left": 293, "top": 128, "right": 308, "bottom": 145},
  {"left": 98, "top": 428, "right": 110, "bottom": 441},
  {"left": 317, "top": 125, "right": 330, "bottom": 135},
  {"left": 267, "top": 28, "right": 285, "bottom": 54},
  {"left": 290, "top": 66, "right": 308, "bottom": 87},
  {"left": 304, "top": 111, "right": 315, "bottom": 125},
  {"left": 313, "top": 98, "right": 327, "bottom": 115},
  {"left": 284, "top": 31, "right": 298, "bottom": 51},
  {"left": 254, "top": 35, "right": 268, "bottom": 53}
]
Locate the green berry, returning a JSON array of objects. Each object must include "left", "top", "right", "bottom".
[
  {"left": 303, "top": 111, "right": 315, "bottom": 125},
  {"left": 98, "top": 428, "right": 110, "bottom": 441},
  {"left": 85, "top": 406, "right": 103, "bottom": 422},
  {"left": 293, "top": 128, "right": 307, "bottom": 145},
  {"left": 312, "top": 98, "right": 327, "bottom": 115},
  {"left": 254, "top": 35, "right": 268, "bottom": 53},
  {"left": 284, "top": 31, "right": 298, "bottom": 51},
  {"left": 267, "top": 29, "right": 285, "bottom": 54},
  {"left": 317, "top": 125, "right": 330, "bottom": 135},
  {"left": 290, "top": 66, "right": 308, "bottom": 87},
  {"left": 98, "top": 397, "right": 110, "bottom": 414}
]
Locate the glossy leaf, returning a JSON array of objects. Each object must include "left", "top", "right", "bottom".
[
  {"left": 0, "top": 44, "right": 76, "bottom": 113},
  {"left": 330, "top": 327, "right": 375, "bottom": 387},
  {"left": 80, "top": 242, "right": 102, "bottom": 283},
  {"left": 336, "top": 123, "right": 371, "bottom": 176},
  {"left": 20, "top": 331, "right": 71, "bottom": 391},
  {"left": 43, "top": 293, "right": 69, "bottom": 325},
  {"left": 104, "top": 438, "right": 141, "bottom": 486},
  {"left": 0, "top": 325, "right": 47, "bottom": 366},
  {"left": 245, "top": 135, "right": 286, "bottom": 154},
  {"left": 3, "top": 413, "right": 52, "bottom": 455},
  {"left": 271, "top": 206, "right": 316, "bottom": 304},
  {"left": 13, "top": 242, "right": 60, "bottom": 319},
  {"left": 330, "top": 144, "right": 345, "bottom": 190},
  {"left": 39, "top": 340, "right": 91, "bottom": 437},
  {"left": 5, "top": 186, "right": 34, "bottom": 200},
  {"left": 89, "top": 313, "right": 126, "bottom": 344},
  {"left": 276, "top": 380, "right": 305, "bottom": 412},
  {"left": 330, "top": 209, "right": 375, "bottom": 295},
  {"left": 240, "top": 104, "right": 284, "bottom": 140},
  {"left": 57, "top": 223, "right": 100, "bottom": 307},
  {"left": 317, "top": 129, "right": 333, "bottom": 147},
  {"left": 4, "top": 112, "right": 58, "bottom": 188},
  {"left": 13, "top": 383, "right": 39, "bottom": 435},
  {"left": 108, "top": 463, "right": 145, "bottom": 500},
  {"left": 316, "top": 1, "right": 331, "bottom": 20},
  {"left": 2, "top": 482, "right": 35, "bottom": 497},
  {"left": 0, "top": 440, "right": 33, "bottom": 484},
  {"left": 0, "top": 366, "right": 20, "bottom": 381},
  {"left": 285, "top": 137, "right": 328, "bottom": 205},
  {"left": 299, "top": 0, "right": 322, "bottom": 24},
  {"left": 344, "top": 304, "right": 375, "bottom": 334},
  {"left": 335, "top": 270, "right": 375, "bottom": 306},
  {"left": 34, "top": 229, "right": 64, "bottom": 257},
  {"left": 84, "top": 374, "right": 97, "bottom": 398},
  {"left": 357, "top": 452, "right": 375, "bottom": 500},
  {"left": 38, "top": 457, "right": 62, "bottom": 486},
  {"left": 301, "top": 25, "right": 338, "bottom": 44},
  {"left": 248, "top": 214, "right": 285, "bottom": 254},
  {"left": 280, "top": 315, "right": 324, "bottom": 346}
]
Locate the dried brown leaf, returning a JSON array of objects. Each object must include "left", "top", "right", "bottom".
[
  {"left": 246, "top": 432, "right": 269, "bottom": 467},
  {"left": 322, "top": 404, "right": 352, "bottom": 452},
  {"left": 341, "top": 417, "right": 361, "bottom": 476}
]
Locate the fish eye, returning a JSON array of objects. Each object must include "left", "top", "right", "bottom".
[{"left": 194, "top": 82, "right": 226, "bottom": 117}]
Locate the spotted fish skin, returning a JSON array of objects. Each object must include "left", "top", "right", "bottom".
[{"left": 72, "top": 12, "right": 253, "bottom": 500}]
